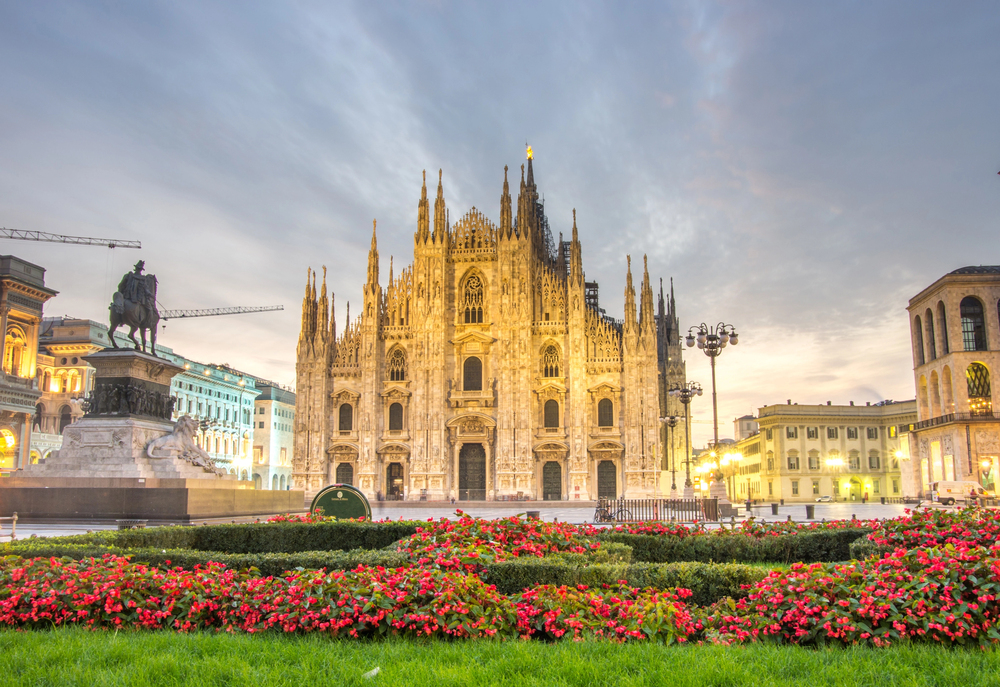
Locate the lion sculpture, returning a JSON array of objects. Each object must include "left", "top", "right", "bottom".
[{"left": 146, "top": 415, "right": 224, "bottom": 475}]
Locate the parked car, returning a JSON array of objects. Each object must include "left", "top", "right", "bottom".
[{"left": 815, "top": 495, "right": 832, "bottom": 502}]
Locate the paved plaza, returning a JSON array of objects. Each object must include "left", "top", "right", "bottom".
[{"left": 0, "top": 500, "right": 918, "bottom": 541}]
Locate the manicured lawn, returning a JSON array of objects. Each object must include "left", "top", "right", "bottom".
[{"left": 2, "top": 628, "right": 998, "bottom": 686}]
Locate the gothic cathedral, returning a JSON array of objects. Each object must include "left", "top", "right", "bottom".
[{"left": 294, "top": 155, "right": 688, "bottom": 501}]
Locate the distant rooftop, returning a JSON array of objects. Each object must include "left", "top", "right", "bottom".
[{"left": 949, "top": 265, "right": 1000, "bottom": 275}]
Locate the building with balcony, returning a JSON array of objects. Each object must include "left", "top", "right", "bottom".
[
  {"left": 735, "top": 400, "right": 915, "bottom": 503},
  {"left": 906, "top": 266, "right": 1000, "bottom": 495},
  {"left": 0, "top": 256, "right": 57, "bottom": 471},
  {"left": 252, "top": 382, "right": 295, "bottom": 490}
]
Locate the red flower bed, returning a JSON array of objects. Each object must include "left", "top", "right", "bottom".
[
  {"left": 867, "top": 507, "right": 1000, "bottom": 549},
  {"left": 703, "top": 544, "right": 1000, "bottom": 647},
  {"left": 395, "top": 511, "right": 597, "bottom": 572},
  {"left": 515, "top": 583, "right": 698, "bottom": 643},
  {"left": 0, "top": 555, "right": 514, "bottom": 638}
]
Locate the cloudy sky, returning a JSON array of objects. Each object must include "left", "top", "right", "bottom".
[{"left": 2, "top": 1, "right": 998, "bottom": 445}]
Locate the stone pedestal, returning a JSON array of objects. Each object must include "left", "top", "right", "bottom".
[
  {"left": 2, "top": 348, "right": 305, "bottom": 521},
  {"left": 708, "top": 478, "right": 730, "bottom": 504}
]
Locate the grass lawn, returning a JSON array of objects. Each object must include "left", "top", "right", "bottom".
[{"left": 2, "top": 629, "right": 998, "bottom": 687}]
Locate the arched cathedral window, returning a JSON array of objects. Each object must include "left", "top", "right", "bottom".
[
  {"left": 463, "top": 275, "right": 484, "bottom": 324},
  {"left": 463, "top": 357, "right": 482, "bottom": 391},
  {"left": 544, "top": 400, "right": 559, "bottom": 428},
  {"left": 386, "top": 349, "right": 406, "bottom": 381},
  {"left": 597, "top": 398, "right": 614, "bottom": 427},
  {"left": 542, "top": 346, "right": 560, "bottom": 377},
  {"left": 339, "top": 404, "right": 353, "bottom": 431}
]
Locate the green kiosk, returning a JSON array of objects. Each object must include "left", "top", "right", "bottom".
[{"left": 310, "top": 483, "right": 372, "bottom": 520}]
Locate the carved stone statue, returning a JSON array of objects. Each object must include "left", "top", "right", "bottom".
[
  {"left": 109, "top": 260, "right": 160, "bottom": 356},
  {"left": 146, "top": 415, "right": 223, "bottom": 475}
]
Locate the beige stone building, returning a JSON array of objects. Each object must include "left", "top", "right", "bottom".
[
  {"left": 294, "top": 157, "right": 688, "bottom": 501},
  {"left": 906, "top": 266, "right": 1000, "bottom": 495},
  {"left": 728, "top": 400, "right": 915, "bottom": 503}
]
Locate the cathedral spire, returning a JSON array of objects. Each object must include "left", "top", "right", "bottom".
[
  {"left": 319, "top": 266, "right": 329, "bottom": 343},
  {"left": 569, "top": 209, "right": 583, "bottom": 286},
  {"left": 433, "top": 169, "right": 446, "bottom": 243},
  {"left": 366, "top": 220, "right": 379, "bottom": 292},
  {"left": 624, "top": 255, "right": 637, "bottom": 334},
  {"left": 417, "top": 170, "right": 430, "bottom": 243},
  {"left": 639, "top": 255, "right": 655, "bottom": 337},
  {"left": 299, "top": 267, "right": 313, "bottom": 345},
  {"left": 500, "top": 165, "right": 512, "bottom": 238}
]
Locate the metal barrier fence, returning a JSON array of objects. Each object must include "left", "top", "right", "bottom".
[
  {"left": 598, "top": 498, "right": 719, "bottom": 522},
  {"left": 0, "top": 512, "right": 16, "bottom": 541}
]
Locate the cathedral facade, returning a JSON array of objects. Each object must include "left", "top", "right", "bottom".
[{"left": 294, "top": 157, "right": 687, "bottom": 501}]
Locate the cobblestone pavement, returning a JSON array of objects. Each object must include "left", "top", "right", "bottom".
[{"left": 4, "top": 500, "right": 919, "bottom": 540}]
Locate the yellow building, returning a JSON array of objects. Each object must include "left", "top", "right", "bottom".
[
  {"left": 294, "top": 156, "right": 688, "bottom": 501},
  {"left": 724, "top": 400, "right": 915, "bottom": 503}
]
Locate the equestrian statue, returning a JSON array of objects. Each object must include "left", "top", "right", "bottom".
[{"left": 109, "top": 260, "right": 160, "bottom": 356}]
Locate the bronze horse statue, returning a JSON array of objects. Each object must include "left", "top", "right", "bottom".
[{"left": 108, "top": 261, "right": 160, "bottom": 356}]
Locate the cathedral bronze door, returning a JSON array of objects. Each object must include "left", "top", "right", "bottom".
[
  {"left": 459, "top": 443, "right": 486, "bottom": 500},
  {"left": 597, "top": 461, "right": 617, "bottom": 500},
  {"left": 335, "top": 463, "right": 354, "bottom": 486},
  {"left": 387, "top": 463, "right": 404, "bottom": 500},
  {"left": 542, "top": 461, "right": 562, "bottom": 501}
]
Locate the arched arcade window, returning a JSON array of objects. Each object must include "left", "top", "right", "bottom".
[
  {"left": 914, "top": 316, "right": 925, "bottom": 365},
  {"left": 463, "top": 357, "right": 482, "bottom": 391},
  {"left": 967, "top": 362, "right": 992, "bottom": 415},
  {"left": 961, "top": 297, "right": 987, "bottom": 352}
]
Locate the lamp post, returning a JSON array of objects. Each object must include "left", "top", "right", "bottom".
[
  {"left": 826, "top": 457, "right": 844, "bottom": 502},
  {"left": 668, "top": 382, "right": 702, "bottom": 498},
  {"left": 685, "top": 323, "right": 739, "bottom": 471},
  {"left": 659, "top": 415, "right": 680, "bottom": 497}
]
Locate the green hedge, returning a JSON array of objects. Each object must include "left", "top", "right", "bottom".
[
  {"left": 3, "top": 521, "right": 424, "bottom": 555},
  {"left": 482, "top": 558, "right": 767, "bottom": 605},
  {"left": 848, "top": 538, "right": 893, "bottom": 561},
  {"left": 0, "top": 541, "right": 408, "bottom": 578},
  {"left": 598, "top": 528, "right": 871, "bottom": 564}
]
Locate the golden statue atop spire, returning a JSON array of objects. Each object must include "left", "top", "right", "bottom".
[{"left": 526, "top": 144, "right": 533, "bottom": 160}]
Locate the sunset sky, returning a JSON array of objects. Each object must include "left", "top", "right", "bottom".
[{"left": 2, "top": 1, "right": 999, "bottom": 445}]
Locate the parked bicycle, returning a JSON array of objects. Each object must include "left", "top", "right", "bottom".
[{"left": 593, "top": 499, "right": 633, "bottom": 523}]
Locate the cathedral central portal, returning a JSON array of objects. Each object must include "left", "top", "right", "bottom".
[
  {"left": 294, "top": 154, "right": 688, "bottom": 501},
  {"left": 458, "top": 443, "right": 486, "bottom": 500}
]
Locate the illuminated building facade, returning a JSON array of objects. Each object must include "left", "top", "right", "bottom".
[
  {"left": 907, "top": 266, "right": 1000, "bottom": 495},
  {"left": 295, "top": 155, "right": 688, "bottom": 501},
  {"left": 0, "top": 256, "right": 57, "bottom": 471},
  {"left": 727, "top": 400, "right": 914, "bottom": 503},
  {"left": 253, "top": 382, "right": 295, "bottom": 490}
]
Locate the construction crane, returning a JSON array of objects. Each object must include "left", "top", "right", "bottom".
[
  {"left": 160, "top": 305, "right": 284, "bottom": 321},
  {"left": 1, "top": 226, "right": 141, "bottom": 249},
  {"left": 3, "top": 225, "right": 283, "bottom": 323}
]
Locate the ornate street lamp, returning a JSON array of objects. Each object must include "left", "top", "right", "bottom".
[
  {"left": 668, "top": 382, "right": 702, "bottom": 498},
  {"left": 659, "top": 415, "right": 680, "bottom": 497},
  {"left": 686, "top": 322, "right": 739, "bottom": 478}
]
